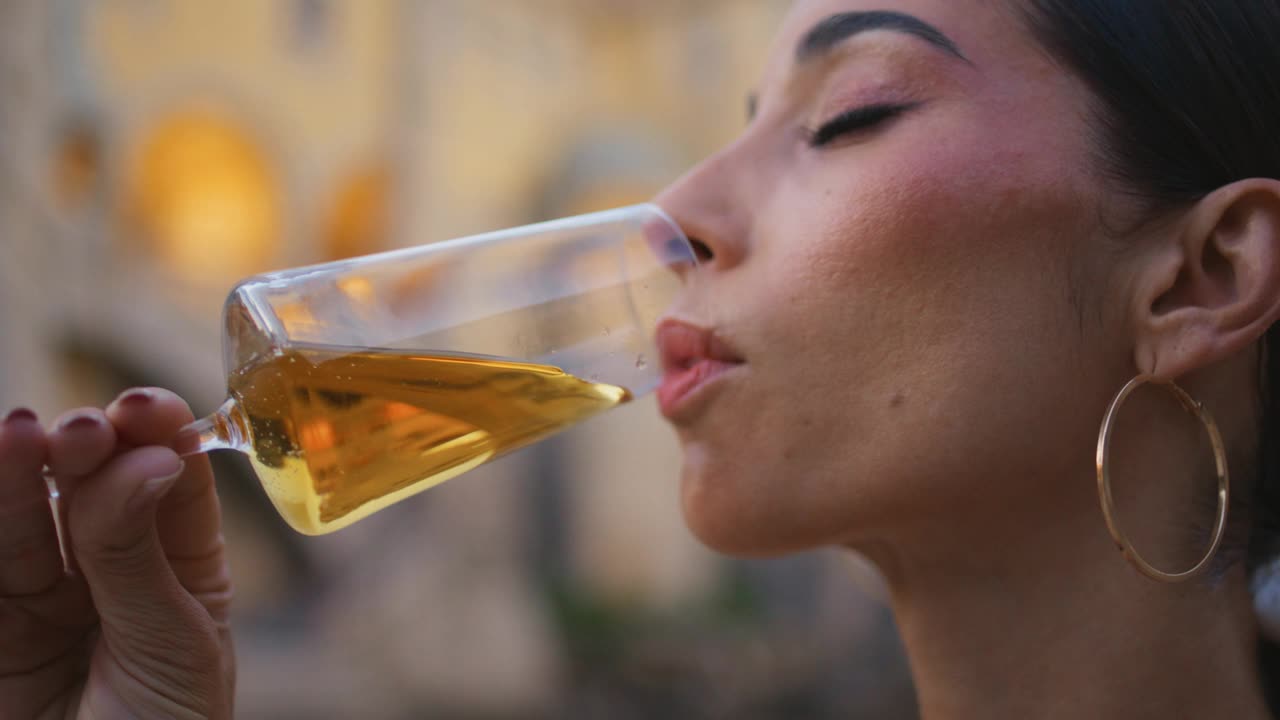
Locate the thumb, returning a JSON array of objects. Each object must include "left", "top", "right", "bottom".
[{"left": 67, "top": 446, "right": 221, "bottom": 682}]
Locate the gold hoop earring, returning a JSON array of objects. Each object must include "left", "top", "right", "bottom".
[{"left": 1095, "top": 375, "right": 1230, "bottom": 583}]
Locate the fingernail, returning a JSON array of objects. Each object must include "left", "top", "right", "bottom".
[
  {"left": 128, "top": 461, "right": 185, "bottom": 514},
  {"left": 170, "top": 426, "right": 201, "bottom": 456},
  {"left": 3, "top": 407, "right": 37, "bottom": 425},
  {"left": 56, "top": 411, "right": 103, "bottom": 432},
  {"left": 116, "top": 389, "right": 154, "bottom": 408}
]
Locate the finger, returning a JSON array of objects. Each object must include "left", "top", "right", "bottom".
[
  {"left": 106, "top": 389, "right": 230, "bottom": 620},
  {"left": 47, "top": 407, "right": 120, "bottom": 576},
  {"left": 105, "top": 387, "right": 198, "bottom": 449},
  {"left": 67, "top": 445, "right": 228, "bottom": 713},
  {"left": 0, "top": 408, "right": 61, "bottom": 596},
  {"left": 46, "top": 407, "right": 117, "bottom": 478},
  {"left": 106, "top": 389, "right": 222, "bottom": 558},
  {"left": 66, "top": 446, "right": 222, "bottom": 662}
]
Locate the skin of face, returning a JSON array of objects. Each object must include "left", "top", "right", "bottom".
[{"left": 654, "top": 0, "right": 1140, "bottom": 559}]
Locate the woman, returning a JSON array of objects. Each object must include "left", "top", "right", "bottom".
[{"left": 4, "top": 1, "right": 1279, "bottom": 717}]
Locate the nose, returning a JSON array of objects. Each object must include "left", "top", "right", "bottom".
[{"left": 652, "top": 147, "right": 750, "bottom": 273}]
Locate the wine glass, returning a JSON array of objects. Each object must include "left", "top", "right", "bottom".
[{"left": 174, "top": 204, "right": 695, "bottom": 534}]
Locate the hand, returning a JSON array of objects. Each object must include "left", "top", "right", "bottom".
[{"left": 0, "top": 388, "right": 235, "bottom": 719}]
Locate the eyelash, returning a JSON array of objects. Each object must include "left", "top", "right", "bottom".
[{"left": 806, "top": 102, "right": 916, "bottom": 148}]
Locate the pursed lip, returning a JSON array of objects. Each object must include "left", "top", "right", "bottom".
[{"left": 654, "top": 318, "right": 745, "bottom": 421}]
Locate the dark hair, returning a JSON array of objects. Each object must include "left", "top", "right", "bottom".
[{"left": 1020, "top": 0, "right": 1280, "bottom": 709}]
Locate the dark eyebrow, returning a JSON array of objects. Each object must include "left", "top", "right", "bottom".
[{"left": 796, "top": 11, "right": 969, "bottom": 64}]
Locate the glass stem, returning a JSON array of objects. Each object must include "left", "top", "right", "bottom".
[{"left": 175, "top": 397, "right": 251, "bottom": 456}]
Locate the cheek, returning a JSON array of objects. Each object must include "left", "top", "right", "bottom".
[
  {"left": 747, "top": 142, "right": 1090, "bottom": 477},
  {"left": 781, "top": 128, "right": 1089, "bottom": 342},
  {"left": 680, "top": 115, "right": 1104, "bottom": 554}
]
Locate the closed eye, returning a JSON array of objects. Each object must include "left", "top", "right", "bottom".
[{"left": 806, "top": 102, "right": 919, "bottom": 148}]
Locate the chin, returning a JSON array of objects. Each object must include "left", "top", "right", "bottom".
[{"left": 676, "top": 447, "right": 823, "bottom": 558}]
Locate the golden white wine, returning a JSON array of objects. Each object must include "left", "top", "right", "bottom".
[{"left": 229, "top": 343, "right": 630, "bottom": 534}]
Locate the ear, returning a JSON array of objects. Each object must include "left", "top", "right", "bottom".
[{"left": 1132, "top": 179, "right": 1280, "bottom": 381}]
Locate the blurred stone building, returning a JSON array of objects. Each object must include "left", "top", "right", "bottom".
[{"left": 0, "top": 1, "right": 915, "bottom": 718}]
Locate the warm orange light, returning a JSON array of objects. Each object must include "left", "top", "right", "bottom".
[
  {"left": 298, "top": 419, "right": 338, "bottom": 452},
  {"left": 382, "top": 401, "right": 423, "bottom": 422},
  {"left": 124, "top": 109, "right": 280, "bottom": 279},
  {"left": 274, "top": 301, "right": 320, "bottom": 335},
  {"left": 324, "top": 164, "right": 389, "bottom": 261},
  {"left": 336, "top": 275, "right": 375, "bottom": 306}
]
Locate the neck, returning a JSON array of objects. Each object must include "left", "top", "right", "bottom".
[{"left": 858, "top": 509, "right": 1270, "bottom": 720}]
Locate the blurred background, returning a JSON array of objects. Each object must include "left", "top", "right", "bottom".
[{"left": 0, "top": 1, "right": 916, "bottom": 717}]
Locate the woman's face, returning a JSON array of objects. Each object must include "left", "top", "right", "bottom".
[{"left": 655, "top": 0, "right": 1129, "bottom": 555}]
